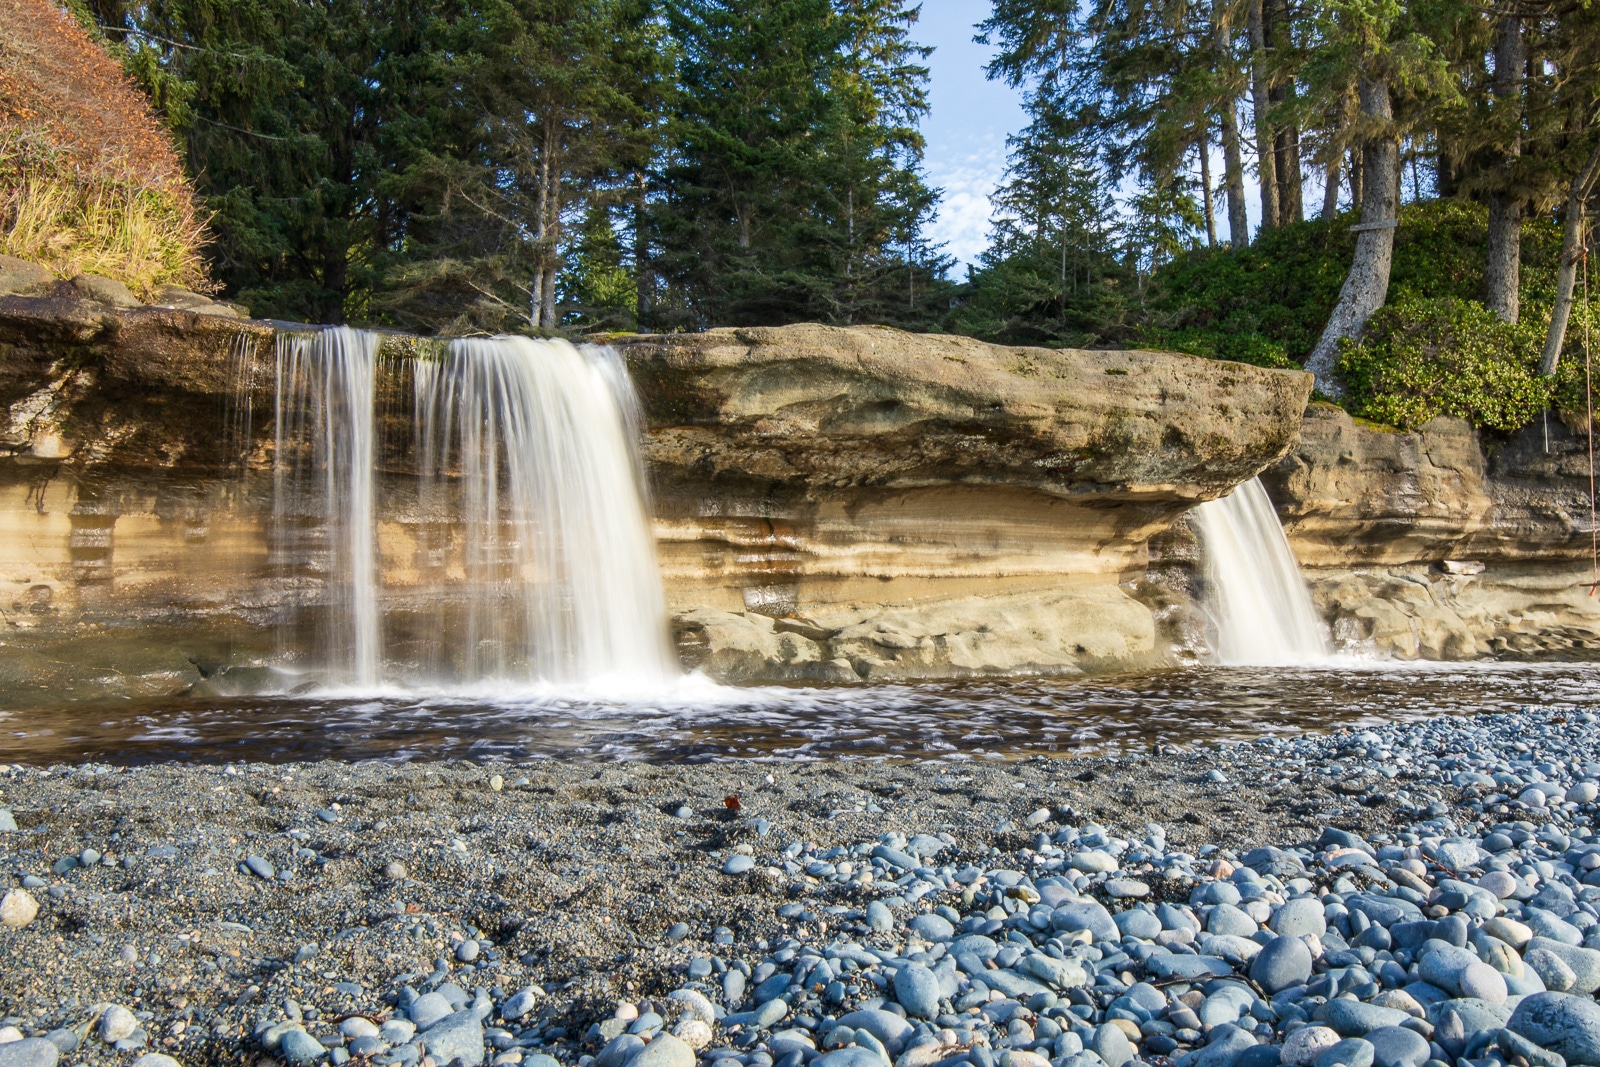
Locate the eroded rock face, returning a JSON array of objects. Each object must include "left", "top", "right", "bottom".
[
  {"left": 623, "top": 325, "right": 1311, "bottom": 681},
  {"left": 0, "top": 295, "right": 1317, "bottom": 692},
  {"left": 1264, "top": 405, "right": 1600, "bottom": 661}
]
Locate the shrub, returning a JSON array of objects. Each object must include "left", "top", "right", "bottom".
[
  {"left": 0, "top": 0, "right": 210, "bottom": 297},
  {"left": 1336, "top": 296, "right": 1556, "bottom": 433}
]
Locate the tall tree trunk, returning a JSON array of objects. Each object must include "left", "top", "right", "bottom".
[
  {"left": 1486, "top": 13, "right": 1525, "bottom": 323},
  {"left": 531, "top": 118, "right": 555, "bottom": 330},
  {"left": 1248, "top": 0, "right": 1277, "bottom": 232},
  {"left": 1213, "top": 0, "right": 1250, "bottom": 247},
  {"left": 1321, "top": 157, "right": 1342, "bottom": 218},
  {"left": 1277, "top": 122, "right": 1304, "bottom": 223},
  {"left": 1200, "top": 134, "right": 1217, "bottom": 247},
  {"left": 1540, "top": 138, "right": 1600, "bottom": 375},
  {"left": 539, "top": 133, "right": 562, "bottom": 329},
  {"left": 1304, "top": 77, "right": 1399, "bottom": 397},
  {"left": 1348, "top": 147, "right": 1363, "bottom": 208},
  {"left": 633, "top": 170, "right": 651, "bottom": 328}
]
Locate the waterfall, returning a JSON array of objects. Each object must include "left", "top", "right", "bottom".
[
  {"left": 273, "top": 326, "right": 382, "bottom": 687},
  {"left": 271, "top": 328, "right": 675, "bottom": 689},
  {"left": 1190, "top": 476, "right": 1330, "bottom": 665}
]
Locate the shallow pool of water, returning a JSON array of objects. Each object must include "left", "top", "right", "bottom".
[{"left": 3, "top": 660, "right": 1598, "bottom": 765}]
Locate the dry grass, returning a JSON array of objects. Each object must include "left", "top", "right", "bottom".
[{"left": 0, "top": 0, "right": 211, "bottom": 297}]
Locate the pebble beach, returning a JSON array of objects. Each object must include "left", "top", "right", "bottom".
[{"left": 4, "top": 708, "right": 1600, "bottom": 1067}]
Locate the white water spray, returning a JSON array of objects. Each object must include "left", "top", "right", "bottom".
[
  {"left": 413, "top": 337, "right": 676, "bottom": 685},
  {"left": 1191, "top": 476, "right": 1330, "bottom": 665},
  {"left": 273, "top": 326, "right": 381, "bottom": 686},
  {"left": 272, "top": 328, "right": 674, "bottom": 689}
]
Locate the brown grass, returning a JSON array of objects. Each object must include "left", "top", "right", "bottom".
[{"left": 0, "top": 0, "right": 211, "bottom": 296}]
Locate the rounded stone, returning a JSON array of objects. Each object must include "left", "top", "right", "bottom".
[
  {"left": 1528, "top": 948, "right": 1579, "bottom": 993},
  {"left": 0, "top": 890, "right": 38, "bottom": 930},
  {"left": 1478, "top": 871, "right": 1518, "bottom": 898},
  {"left": 1315, "top": 1038, "right": 1375, "bottom": 1067},
  {"left": 1282, "top": 1027, "right": 1342, "bottom": 1067},
  {"left": 1092, "top": 1023, "right": 1135, "bottom": 1067},
  {"left": 1365, "top": 1027, "right": 1429, "bottom": 1067},
  {"left": 909, "top": 912, "right": 954, "bottom": 941},
  {"left": 1271, "top": 897, "right": 1328, "bottom": 938},
  {"left": 280, "top": 1030, "right": 328, "bottom": 1066},
  {"left": 98, "top": 1005, "right": 139, "bottom": 1044},
  {"left": 866, "top": 901, "right": 894, "bottom": 934},
  {"left": 1508, "top": 991, "right": 1600, "bottom": 1066},
  {"left": 1250, "top": 933, "right": 1313, "bottom": 993},
  {"left": 1208, "top": 902, "right": 1259, "bottom": 937},
  {"left": 1324, "top": 1001, "right": 1411, "bottom": 1037},
  {"left": 0, "top": 1039, "right": 60, "bottom": 1067},
  {"left": 723, "top": 854, "right": 755, "bottom": 875},
  {"left": 131, "top": 1056, "right": 183, "bottom": 1067},
  {"left": 1115, "top": 909, "right": 1163, "bottom": 940},
  {"left": 892, "top": 961, "right": 941, "bottom": 1019},
  {"left": 673, "top": 1020, "right": 712, "bottom": 1050},
  {"left": 1457, "top": 962, "right": 1508, "bottom": 1004}
]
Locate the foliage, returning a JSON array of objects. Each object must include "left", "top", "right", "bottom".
[
  {"left": 0, "top": 0, "right": 208, "bottom": 296},
  {"left": 1336, "top": 296, "right": 1559, "bottom": 432}
]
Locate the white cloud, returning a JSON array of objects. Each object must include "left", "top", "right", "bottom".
[{"left": 925, "top": 148, "right": 1007, "bottom": 274}]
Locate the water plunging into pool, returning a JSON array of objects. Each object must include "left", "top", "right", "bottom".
[
  {"left": 1191, "top": 476, "right": 1331, "bottom": 666},
  {"left": 271, "top": 329, "right": 675, "bottom": 689}
]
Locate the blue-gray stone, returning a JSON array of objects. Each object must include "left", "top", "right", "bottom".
[
  {"left": 626, "top": 1034, "right": 695, "bottom": 1067},
  {"left": 1325, "top": 1001, "right": 1412, "bottom": 1037},
  {"left": 1510, "top": 993, "right": 1600, "bottom": 1066},
  {"left": 1050, "top": 901, "right": 1118, "bottom": 943},
  {"left": 1093, "top": 1023, "right": 1135, "bottom": 1067},
  {"left": 813, "top": 1050, "right": 885, "bottom": 1067},
  {"left": 836, "top": 1010, "right": 913, "bottom": 1055},
  {"left": 1367, "top": 1027, "right": 1430, "bottom": 1067},
  {"left": 280, "top": 1030, "right": 328, "bottom": 1066},
  {"left": 408, "top": 992, "right": 454, "bottom": 1030},
  {"left": 1271, "top": 898, "right": 1328, "bottom": 938},
  {"left": 596, "top": 1035, "right": 646, "bottom": 1067},
  {"left": 1208, "top": 903, "right": 1259, "bottom": 937},
  {"left": 501, "top": 989, "right": 538, "bottom": 1021},
  {"left": 1116, "top": 909, "right": 1163, "bottom": 940},
  {"left": 723, "top": 854, "right": 755, "bottom": 875},
  {"left": 1251, "top": 934, "right": 1313, "bottom": 993},
  {"left": 1316, "top": 1039, "right": 1376, "bottom": 1067},
  {"left": 893, "top": 962, "right": 941, "bottom": 1018},
  {"left": 0, "top": 1039, "right": 60, "bottom": 1067},
  {"left": 910, "top": 913, "right": 955, "bottom": 942},
  {"left": 1188, "top": 1024, "right": 1258, "bottom": 1067},
  {"left": 866, "top": 901, "right": 894, "bottom": 934},
  {"left": 422, "top": 1010, "right": 484, "bottom": 1067},
  {"left": 243, "top": 855, "right": 275, "bottom": 880},
  {"left": 1527, "top": 940, "right": 1600, "bottom": 995}
]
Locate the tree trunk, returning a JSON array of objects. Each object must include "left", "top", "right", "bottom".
[
  {"left": 1540, "top": 138, "right": 1600, "bottom": 375},
  {"left": 1200, "top": 134, "right": 1217, "bottom": 247},
  {"left": 1277, "top": 122, "right": 1304, "bottom": 223},
  {"left": 1248, "top": 0, "right": 1277, "bottom": 232},
  {"left": 1348, "top": 147, "right": 1362, "bottom": 208},
  {"left": 1304, "top": 77, "right": 1399, "bottom": 398},
  {"left": 539, "top": 130, "right": 562, "bottom": 329},
  {"left": 1485, "top": 13, "right": 1525, "bottom": 323},
  {"left": 531, "top": 118, "right": 555, "bottom": 330},
  {"left": 1213, "top": 0, "right": 1250, "bottom": 247},
  {"left": 1321, "top": 157, "right": 1342, "bottom": 218},
  {"left": 633, "top": 170, "right": 651, "bottom": 327}
]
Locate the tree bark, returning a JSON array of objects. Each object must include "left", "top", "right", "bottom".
[
  {"left": 1213, "top": 0, "right": 1250, "bottom": 247},
  {"left": 1540, "top": 138, "right": 1600, "bottom": 375},
  {"left": 634, "top": 170, "right": 651, "bottom": 327},
  {"left": 1485, "top": 13, "right": 1525, "bottom": 323},
  {"left": 1304, "top": 77, "right": 1399, "bottom": 398},
  {"left": 1277, "top": 122, "right": 1304, "bottom": 223},
  {"left": 1200, "top": 134, "right": 1217, "bottom": 247},
  {"left": 1321, "top": 157, "right": 1342, "bottom": 218},
  {"left": 1348, "top": 146, "right": 1362, "bottom": 209},
  {"left": 1247, "top": 0, "right": 1277, "bottom": 232}
]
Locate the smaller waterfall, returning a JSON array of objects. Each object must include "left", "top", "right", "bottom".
[
  {"left": 1191, "top": 476, "right": 1330, "bottom": 665},
  {"left": 272, "top": 326, "right": 382, "bottom": 686}
]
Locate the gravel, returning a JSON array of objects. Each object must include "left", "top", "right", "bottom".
[{"left": 6, "top": 707, "right": 1600, "bottom": 1067}]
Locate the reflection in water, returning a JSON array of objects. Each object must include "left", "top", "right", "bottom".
[{"left": 2, "top": 661, "right": 1598, "bottom": 766}]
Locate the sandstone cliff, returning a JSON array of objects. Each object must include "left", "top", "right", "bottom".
[
  {"left": 1261, "top": 404, "right": 1600, "bottom": 660},
  {"left": 0, "top": 284, "right": 1314, "bottom": 695}
]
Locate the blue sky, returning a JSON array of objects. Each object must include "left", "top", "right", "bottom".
[{"left": 915, "top": 0, "right": 1027, "bottom": 275}]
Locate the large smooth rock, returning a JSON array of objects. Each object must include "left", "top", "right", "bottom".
[
  {"left": 837, "top": 1012, "right": 913, "bottom": 1055},
  {"left": 1527, "top": 939, "right": 1600, "bottom": 994},
  {"left": 626, "top": 1034, "right": 695, "bottom": 1067},
  {"left": 0, "top": 1039, "right": 59, "bottom": 1067},
  {"left": 1251, "top": 933, "right": 1313, "bottom": 992},
  {"left": 1509, "top": 992, "right": 1600, "bottom": 1065},
  {"left": 892, "top": 962, "right": 941, "bottom": 1019},
  {"left": 1324, "top": 1001, "right": 1411, "bottom": 1037},
  {"left": 1051, "top": 901, "right": 1120, "bottom": 943},
  {"left": 1271, "top": 897, "right": 1329, "bottom": 938}
]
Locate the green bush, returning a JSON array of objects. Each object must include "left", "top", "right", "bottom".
[{"left": 1336, "top": 296, "right": 1557, "bottom": 433}]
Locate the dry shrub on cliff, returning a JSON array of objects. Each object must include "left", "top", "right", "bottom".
[{"left": 0, "top": 0, "right": 210, "bottom": 296}]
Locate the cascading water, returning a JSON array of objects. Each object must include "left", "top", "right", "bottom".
[
  {"left": 271, "top": 328, "right": 675, "bottom": 689},
  {"left": 272, "top": 326, "right": 382, "bottom": 687},
  {"left": 1190, "top": 476, "right": 1331, "bottom": 665}
]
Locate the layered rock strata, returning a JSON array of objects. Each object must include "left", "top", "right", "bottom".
[
  {"left": 1263, "top": 404, "right": 1600, "bottom": 661},
  {"left": 0, "top": 283, "right": 1313, "bottom": 693}
]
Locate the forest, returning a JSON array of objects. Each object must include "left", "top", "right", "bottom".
[{"left": 7, "top": 0, "right": 1600, "bottom": 429}]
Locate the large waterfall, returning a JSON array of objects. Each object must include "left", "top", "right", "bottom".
[
  {"left": 1190, "top": 476, "right": 1330, "bottom": 665},
  {"left": 270, "top": 328, "right": 676, "bottom": 689}
]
